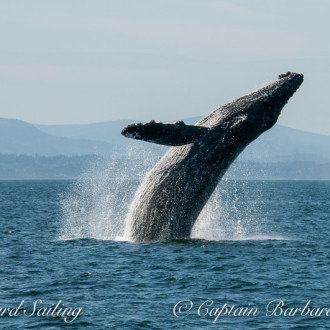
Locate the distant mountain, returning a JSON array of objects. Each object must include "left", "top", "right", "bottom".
[
  {"left": 1, "top": 116, "right": 329, "bottom": 162},
  {"left": 36, "top": 117, "right": 330, "bottom": 163},
  {"left": 0, "top": 154, "right": 102, "bottom": 179},
  {"left": 238, "top": 125, "right": 330, "bottom": 163},
  {"left": 0, "top": 117, "right": 329, "bottom": 179},
  {"left": 0, "top": 118, "right": 113, "bottom": 156},
  {"left": 35, "top": 120, "right": 138, "bottom": 146}
]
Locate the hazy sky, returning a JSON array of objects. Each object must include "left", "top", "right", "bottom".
[{"left": 0, "top": 0, "right": 329, "bottom": 135}]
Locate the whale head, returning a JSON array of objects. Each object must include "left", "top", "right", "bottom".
[
  {"left": 186, "top": 72, "right": 304, "bottom": 171},
  {"left": 205, "top": 72, "right": 304, "bottom": 134},
  {"left": 242, "top": 72, "right": 303, "bottom": 129}
]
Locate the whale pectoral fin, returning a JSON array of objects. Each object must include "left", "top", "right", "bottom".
[{"left": 121, "top": 120, "right": 210, "bottom": 146}]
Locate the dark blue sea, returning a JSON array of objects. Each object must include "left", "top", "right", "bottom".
[{"left": 0, "top": 179, "right": 329, "bottom": 329}]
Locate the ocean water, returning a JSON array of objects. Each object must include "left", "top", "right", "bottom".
[{"left": 0, "top": 178, "right": 329, "bottom": 329}]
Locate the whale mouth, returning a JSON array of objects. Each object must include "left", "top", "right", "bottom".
[
  {"left": 277, "top": 72, "right": 304, "bottom": 98},
  {"left": 278, "top": 72, "right": 304, "bottom": 85}
]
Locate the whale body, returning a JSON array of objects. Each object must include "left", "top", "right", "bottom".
[{"left": 121, "top": 72, "right": 304, "bottom": 242}]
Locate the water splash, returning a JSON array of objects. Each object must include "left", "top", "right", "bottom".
[
  {"left": 191, "top": 163, "right": 266, "bottom": 241},
  {"left": 58, "top": 146, "right": 160, "bottom": 241},
  {"left": 59, "top": 150, "right": 271, "bottom": 242}
]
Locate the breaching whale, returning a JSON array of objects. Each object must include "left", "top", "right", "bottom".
[{"left": 121, "top": 72, "right": 304, "bottom": 242}]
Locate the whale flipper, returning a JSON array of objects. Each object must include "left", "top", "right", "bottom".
[{"left": 121, "top": 120, "right": 210, "bottom": 146}]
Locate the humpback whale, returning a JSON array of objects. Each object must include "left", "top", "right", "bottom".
[{"left": 121, "top": 72, "right": 304, "bottom": 242}]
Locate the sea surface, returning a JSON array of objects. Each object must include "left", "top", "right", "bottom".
[{"left": 0, "top": 179, "right": 329, "bottom": 329}]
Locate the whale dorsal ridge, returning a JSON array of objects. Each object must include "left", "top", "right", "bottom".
[{"left": 121, "top": 120, "right": 210, "bottom": 146}]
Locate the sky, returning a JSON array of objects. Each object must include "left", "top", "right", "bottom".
[{"left": 0, "top": 0, "right": 329, "bottom": 135}]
